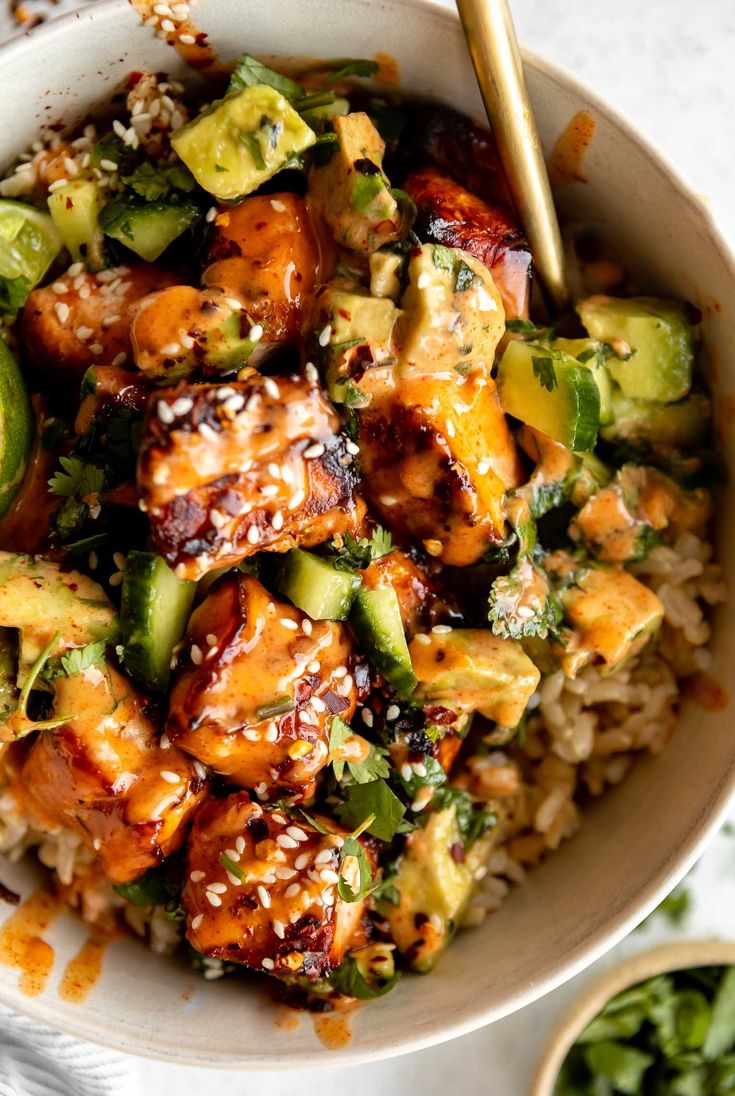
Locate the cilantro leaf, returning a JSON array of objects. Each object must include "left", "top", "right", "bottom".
[
  {"left": 431, "top": 786, "right": 498, "bottom": 848},
  {"left": 337, "top": 835, "right": 373, "bottom": 902},
  {"left": 531, "top": 354, "right": 558, "bottom": 392},
  {"left": 228, "top": 53, "right": 303, "bottom": 100},
  {"left": 48, "top": 456, "right": 105, "bottom": 499},
  {"left": 325, "top": 58, "right": 380, "bottom": 84},
  {"left": 347, "top": 744, "right": 390, "bottom": 784},
  {"left": 370, "top": 526, "right": 393, "bottom": 559},
  {"left": 0, "top": 275, "right": 31, "bottom": 314},
  {"left": 122, "top": 160, "right": 197, "bottom": 202},
  {"left": 329, "top": 714, "right": 352, "bottom": 781},
  {"left": 59, "top": 640, "right": 107, "bottom": 678},
  {"left": 239, "top": 131, "right": 266, "bottom": 171},
  {"left": 336, "top": 779, "right": 406, "bottom": 842},
  {"left": 113, "top": 867, "right": 180, "bottom": 909},
  {"left": 332, "top": 527, "right": 392, "bottom": 569},
  {"left": 328, "top": 950, "right": 400, "bottom": 999},
  {"left": 488, "top": 557, "right": 563, "bottom": 640}
]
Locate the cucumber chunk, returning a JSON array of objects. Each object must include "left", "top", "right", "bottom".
[
  {"left": 553, "top": 337, "right": 614, "bottom": 425},
  {"left": 350, "top": 583, "right": 416, "bottom": 697},
  {"left": 0, "top": 199, "right": 62, "bottom": 309},
  {"left": 496, "top": 338, "right": 601, "bottom": 451},
  {"left": 0, "top": 340, "right": 33, "bottom": 517},
  {"left": 171, "top": 85, "right": 316, "bottom": 201},
  {"left": 99, "top": 197, "right": 200, "bottom": 262},
  {"left": 577, "top": 295, "right": 693, "bottom": 403},
  {"left": 600, "top": 390, "right": 711, "bottom": 450},
  {"left": 121, "top": 551, "right": 195, "bottom": 691},
  {"left": 277, "top": 549, "right": 362, "bottom": 620},
  {"left": 47, "top": 178, "right": 105, "bottom": 271}
]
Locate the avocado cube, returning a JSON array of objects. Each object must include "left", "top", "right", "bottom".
[
  {"left": 409, "top": 628, "right": 540, "bottom": 728},
  {"left": 600, "top": 389, "right": 711, "bottom": 450},
  {"left": 319, "top": 279, "right": 400, "bottom": 405},
  {"left": 171, "top": 85, "right": 316, "bottom": 201},
  {"left": 577, "top": 295, "right": 694, "bottom": 403},
  {"left": 47, "top": 178, "right": 105, "bottom": 271}
]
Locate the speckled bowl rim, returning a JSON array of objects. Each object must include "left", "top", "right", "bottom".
[{"left": 532, "top": 940, "right": 735, "bottom": 1095}]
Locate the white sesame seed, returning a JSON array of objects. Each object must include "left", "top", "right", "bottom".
[
  {"left": 51, "top": 281, "right": 68, "bottom": 295},
  {"left": 79, "top": 286, "right": 91, "bottom": 300},
  {"left": 263, "top": 377, "right": 280, "bottom": 399},
  {"left": 89, "top": 343, "right": 104, "bottom": 356},
  {"left": 289, "top": 490, "right": 306, "bottom": 510},
  {"left": 112, "top": 352, "right": 127, "bottom": 367},
  {"left": 477, "top": 460, "right": 490, "bottom": 475},
  {"left": 224, "top": 394, "right": 245, "bottom": 413},
  {"left": 262, "top": 957, "right": 275, "bottom": 970},
  {"left": 206, "top": 206, "right": 217, "bottom": 223},
  {"left": 179, "top": 33, "right": 196, "bottom": 44},
  {"left": 194, "top": 761, "right": 207, "bottom": 780},
  {"left": 311, "top": 696, "right": 326, "bottom": 713},
  {"left": 209, "top": 508, "right": 226, "bottom": 529},
  {"left": 314, "top": 849, "right": 333, "bottom": 866},
  {"left": 244, "top": 729, "right": 260, "bottom": 741},
  {"left": 301, "top": 620, "right": 313, "bottom": 636},
  {"left": 246, "top": 525, "right": 260, "bottom": 545},
  {"left": 161, "top": 18, "right": 176, "bottom": 32},
  {"left": 401, "top": 763, "right": 413, "bottom": 781},
  {"left": 113, "top": 551, "right": 125, "bottom": 570},
  {"left": 417, "top": 271, "right": 431, "bottom": 289},
  {"left": 100, "top": 158, "right": 118, "bottom": 172},
  {"left": 320, "top": 868, "right": 340, "bottom": 884},
  {"left": 264, "top": 724, "right": 278, "bottom": 743},
  {"left": 47, "top": 178, "right": 68, "bottom": 193},
  {"left": 204, "top": 633, "right": 217, "bottom": 647},
  {"left": 236, "top": 835, "right": 246, "bottom": 855},
  {"left": 191, "top": 913, "right": 203, "bottom": 930},
  {"left": 414, "top": 632, "right": 431, "bottom": 645},
  {"left": 257, "top": 884, "right": 271, "bottom": 908},
  {"left": 280, "top": 618, "right": 298, "bottom": 631},
  {"left": 271, "top": 512, "right": 284, "bottom": 531},
  {"left": 112, "top": 119, "right": 127, "bottom": 139},
  {"left": 361, "top": 708, "right": 374, "bottom": 728},
  {"left": 386, "top": 704, "right": 400, "bottom": 721},
  {"left": 254, "top": 782, "right": 268, "bottom": 799},
  {"left": 270, "top": 199, "right": 287, "bottom": 212},
  {"left": 171, "top": 396, "right": 193, "bottom": 415},
  {"left": 75, "top": 325, "right": 93, "bottom": 341},
  {"left": 321, "top": 888, "right": 335, "bottom": 906},
  {"left": 276, "top": 866, "right": 297, "bottom": 880},
  {"left": 306, "top": 660, "right": 321, "bottom": 674},
  {"left": 346, "top": 440, "right": 360, "bottom": 455},
  {"left": 157, "top": 400, "right": 175, "bottom": 424},
  {"left": 287, "top": 825, "right": 308, "bottom": 843},
  {"left": 209, "top": 882, "right": 227, "bottom": 895},
  {"left": 261, "top": 484, "right": 279, "bottom": 499},
  {"left": 294, "top": 853, "right": 309, "bottom": 870},
  {"left": 54, "top": 302, "right": 70, "bottom": 324},
  {"left": 318, "top": 324, "right": 332, "bottom": 347},
  {"left": 88, "top": 550, "right": 98, "bottom": 570},
  {"left": 303, "top": 443, "right": 325, "bottom": 460},
  {"left": 333, "top": 666, "right": 348, "bottom": 679},
  {"left": 190, "top": 870, "right": 205, "bottom": 882},
  {"left": 413, "top": 762, "right": 427, "bottom": 777},
  {"left": 277, "top": 834, "right": 298, "bottom": 850},
  {"left": 432, "top": 624, "right": 453, "bottom": 635},
  {"left": 249, "top": 324, "right": 264, "bottom": 343},
  {"left": 160, "top": 342, "right": 181, "bottom": 357},
  {"left": 430, "top": 913, "right": 443, "bottom": 933},
  {"left": 272, "top": 919, "right": 286, "bottom": 939},
  {"left": 109, "top": 572, "right": 124, "bottom": 587},
  {"left": 160, "top": 770, "right": 181, "bottom": 784},
  {"left": 199, "top": 422, "right": 218, "bottom": 441},
  {"left": 284, "top": 883, "right": 301, "bottom": 898},
  {"left": 190, "top": 644, "right": 203, "bottom": 665},
  {"left": 206, "top": 891, "right": 222, "bottom": 907}
]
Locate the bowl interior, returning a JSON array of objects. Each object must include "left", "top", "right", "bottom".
[{"left": 0, "top": 0, "right": 734, "bottom": 1069}]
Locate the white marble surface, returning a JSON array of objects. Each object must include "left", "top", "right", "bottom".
[{"left": 1, "top": 1, "right": 734, "bottom": 1092}]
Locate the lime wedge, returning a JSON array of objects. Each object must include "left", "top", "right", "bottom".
[
  {"left": 0, "top": 339, "right": 33, "bottom": 517},
  {"left": 0, "top": 199, "right": 62, "bottom": 286}
]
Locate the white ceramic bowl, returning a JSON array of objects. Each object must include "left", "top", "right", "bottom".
[{"left": 0, "top": 0, "right": 734, "bottom": 1069}]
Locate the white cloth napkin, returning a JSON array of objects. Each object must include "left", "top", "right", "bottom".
[{"left": 0, "top": 1005, "right": 137, "bottom": 1096}]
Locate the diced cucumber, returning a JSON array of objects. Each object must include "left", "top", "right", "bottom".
[
  {"left": 577, "top": 295, "right": 694, "bottom": 403},
  {"left": 121, "top": 551, "right": 195, "bottom": 691},
  {"left": 47, "top": 178, "right": 105, "bottom": 271},
  {"left": 299, "top": 96, "right": 349, "bottom": 130},
  {"left": 600, "top": 389, "right": 711, "bottom": 450},
  {"left": 99, "top": 196, "right": 200, "bottom": 262},
  {"left": 0, "top": 340, "right": 33, "bottom": 517},
  {"left": 0, "top": 199, "right": 62, "bottom": 309},
  {"left": 350, "top": 583, "right": 416, "bottom": 697},
  {"left": 496, "top": 338, "right": 601, "bottom": 451},
  {"left": 0, "top": 627, "right": 18, "bottom": 712},
  {"left": 277, "top": 549, "right": 362, "bottom": 620},
  {"left": 553, "top": 337, "right": 614, "bottom": 425},
  {"left": 171, "top": 85, "right": 316, "bottom": 201}
]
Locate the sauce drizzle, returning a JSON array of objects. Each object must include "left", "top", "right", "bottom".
[
  {"left": 59, "top": 934, "right": 107, "bottom": 1004},
  {"left": 548, "top": 110, "right": 597, "bottom": 187},
  {"left": 0, "top": 889, "right": 60, "bottom": 997}
]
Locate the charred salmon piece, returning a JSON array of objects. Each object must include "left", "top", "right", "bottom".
[
  {"left": 358, "top": 372, "right": 522, "bottom": 567},
  {"left": 404, "top": 167, "right": 531, "bottom": 320},
  {"left": 202, "top": 193, "right": 320, "bottom": 343},
  {"left": 16, "top": 663, "right": 207, "bottom": 884},
  {"left": 183, "top": 792, "right": 373, "bottom": 980},
  {"left": 20, "top": 263, "right": 179, "bottom": 393},
  {"left": 137, "top": 372, "right": 364, "bottom": 580},
  {"left": 361, "top": 549, "right": 441, "bottom": 639},
  {"left": 166, "top": 572, "right": 362, "bottom": 798}
]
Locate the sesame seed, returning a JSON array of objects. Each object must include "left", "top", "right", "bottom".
[
  {"left": 236, "top": 836, "right": 246, "bottom": 855},
  {"left": 47, "top": 178, "right": 68, "bottom": 193},
  {"left": 262, "top": 957, "right": 275, "bottom": 970},
  {"left": 190, "top": 644, "right": 203, "bottom": 665},
  {"left": 361, "top": 708, "right": 374, "bottom": 728},
  {"left": 54, "top": 302, "right": 70, "bottom": 324},
  {"left": 209, "top": 509, "right": 226, "bottom": 529},
  {"left": 171, "top": 396, "right": 193, "bottom": 415},
  {"left": 306, "top": 660, "right": 320, "bottom": 674},
  {"left": 199, "top": 422, "right": 218, "bottom": 441},
  {"left": 209, "top": 882, "right": 227, "bottom": 895},
  {"left": 314, "top": 849, "right": 332, "bottom": 865},
  {"left": 160, "top": 770, "right": 181, "bottom": 784},
  {"left": 161, "top": 18, "right": 176, "bottom": 32},
  {"left": 224, "top": 394, "right": 245, "bottom": 413},
  {"left": 244, "top": 729, "right": 260, "bottom": 741},
  {"left": 264, "top": 724, "right": 278, "bottom": 743},
  {"left": 112, "top": 352, "right": 127, "bottom": 367},
  {"left": 346, "top": 440, "right": 360, "bottom": 455},
  {"left": 280, "top": 618, "right": 298, "bottom": 631},
  {"left": 311, "top": 696, "right": 326, "bottom": 713},
  {"left": 318, "top": 324, "right": 332, "bottom": 347},
  {"left": 75, "top": 325, "right": 93, "bottom": 341},
  {"left": 190, "top": 870, "right": 205, "bottom": 882},
  {"left": 79, "top": 286, "right": 91, "bottom": 300},
  {"left": 179, "top": 33, "right": 196, "bottom": 44},
  {"left": 272, "top": 919, "right": 286, "bottom": 939},
  {"left": 257, "top": 885, "right": 271, "bottom": 909},
  {"left": 249, "top": 324, "right": 264, "bottom": 343},
  {"left": 277, "top": 834, "right": 298, "bottom": 850},
  {"left": 432, "top": 624, "right": 453, "bottom": 635},
  {"left": 417, "top": 271, "right": 431, "bottom": 289},
  {"left": 194, "top": 761, "right": 207, "bottom": 780},
  {"left": 380, "top": 495, "right": 397, "bottom": 506},
  {"left": 333, "top": 666, "right": 347, "bottom": 679},
  {"left": 100, "top": 158, "right": 118, "bottom": 172},
  {"left": 261, "top": 484, "right": 279, "bottom": 498},
  {"left": 51, "top": 282, "right": 68, "bottom": 295},
  {"left": 305, "top": 361, "right": 319, "bottom": 384},
  {"left": 401, "top": 763, "right": 413, "bottom": 781},
  {"left": 287, "top": 825, "right": 308, "bottom": 843},
  {"left": 321, "top": 888, "right": 335, "bottom": 906},
  {"left": 294, "top": 853, "right": 310, "bottom": 870},
  {"left": 413, "top": 761, "right": 427, "bottom": 777},
  {"left": 157, "top": 400, "right": 175, "bottom": 424},
  {"left": 301, "top": 620, "right": 313, "bottom": 636},
  {"left": 246, "top": 525, "right": 260, "bottom": 546},
  {"left": 263, "top": 377, "right": 280, "bottom": 399},
  {"left": 276, "top": 866, "right": 297, "bottom": 880},
  {"left": 254, "top": 782, "right": 268, "bottom": 799},
  {"left": 89, "top": 343, "right": 104, "bottom": 356},
  {"left": 270, "top": 199, "right": 287, "bottom": 212},
  {"left": 414, "top": 632, "right": 431, "bottom": 645},
  {"left": 320, "top": 868, "right": 339, "bottom": 884},
  {"left": 160, "top": 342, "right": 181, "bottom": 356},
  {"left": 113, "top": 551, "right": 125, "bottom": 570},
  {"left": 109, "top": 572, "right": 124, "bottom": 587},
  {"left": 206, "top": 891, "right": 222, "bottom": 907},
  {"left": 303, "top": 443, "right": 325, "bottom": 459},
  {"left": 191, "top": 913, "right": 203, "bottom": 930},
  {"left": 112, "top": 119, "right": 127, "bottom": 138},
  {"left": 271, "top": 812, "right": 287, "bottom": 825},
  {"left": 206, "top": 206, "right": 218, "bottom": 223},
  {"left": 160, "top": 733, "right": 171, "bottom": 749},
  {"left": 284, "top": 883, "right": 301, "bottom": 898},
  {"left": 386, "top": 704, "right": 400, "bottom": 721},
  {"left": 289, "top": 490, "right": 305, "bottom": 510},
  {"left": 271, "top": 512, "right": 284, "bottom": 531}
]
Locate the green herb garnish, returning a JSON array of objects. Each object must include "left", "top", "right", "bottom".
[{"left": 255, "top": 696, "right": 295, "bottom": 720}]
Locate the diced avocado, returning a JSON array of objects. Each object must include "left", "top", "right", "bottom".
[
  {"left": 600, "top": 389, "right": 711, "bottom": 450},
  {"left": 319, "top": 279, "right": 400, "bottom": 406},
  {"left": 409, "top": 628, "right": 540, "bottom": 727},
  {"left": 0, "top": 552, "right": 118, "bottom": 666},
  {"left": 0, "top": 340, "right": 33, "bottom": 517},
  {"left": 383, "top": 806, "right": 497, "bottom": 972},
  {"left": 0, "top": 199, "right": 62, "bottom": 310},
  {"left": 47, "top": 178, "right": 105, "bottom": 271},
  {"left": 277, "top": 549, "right": 362, "bottom": 620},
  {"left": 99, "top": 195, "right": 200, "bottom": 262},
  {"left": 131, "top": 286, "right": 258, "bottom": 383},
  {"left": 496, "top": 338, "right": 601, "bottom": 451},
  {"left": 577, "top": 295, "right": 694, "bottom": 403},
  {"left": 369, "top": 251, "right": 403, "bottom": 301},
  {"left": 308, "top": 112, "right": 403, "bottom": 253},
  {"left": 553, "top": 337, "right": 614, "bottom": 425},
  {"left": 121, "top": 551, "right": 195, "bottom": 691},
  {"left": 171, "top": 85, "right": 316, "bottom": 201},
  {"left": 350, "top": 582, "right": 416, "bottom": 697},
  {"left": 558, "top": 563, "right": 663, "bottom": 675},
  {"left": 397, "top": 244, "right": 505, "bottom": 378}
]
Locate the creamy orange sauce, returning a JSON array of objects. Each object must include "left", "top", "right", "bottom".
[
  {"left": 313, "top": 1009, "right": 354, "bottom": 1049},
  {"left": 273, "top": 1005, "right": 302, "bottom": 1033},
  {"left": 684, "top": 672, "right": 728, "bottom": 712},
  {"left": 548, "top": 111, "right": 596, "bottom": 186},
  {"left": 0, "top": 888, "right": 61, "bottom": 997},
  {"left": 58, "top": 934, "right": 107, "bottom": 1004}
]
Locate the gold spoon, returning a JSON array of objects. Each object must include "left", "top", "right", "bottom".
[{"left": 456, "top": 0, "right": 569, "bottom": 311}]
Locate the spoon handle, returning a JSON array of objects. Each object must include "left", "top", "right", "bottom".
[{"left": 456, "top": 0, "right": 569, "bottom": 311}]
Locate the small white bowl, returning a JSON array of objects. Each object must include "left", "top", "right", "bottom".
[
  {"left": 532, "top": 941, "right": 735, "bottom": 1095},
  {"left": 0, "top": 0, "right": 734, "bottom": 1070}
]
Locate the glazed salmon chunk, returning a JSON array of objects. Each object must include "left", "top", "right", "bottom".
[
  {"left": 183, "top": 793, "right": 373, "bottom": 979},
  {"left": 137, "top": 371, "right": 364, "bottom": 579},
  {"left": 16, "top": 663, "right": 206, "bottom": 883},
  {"left": 166, "top": 572, "right": 360, "bottom": 797}
]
